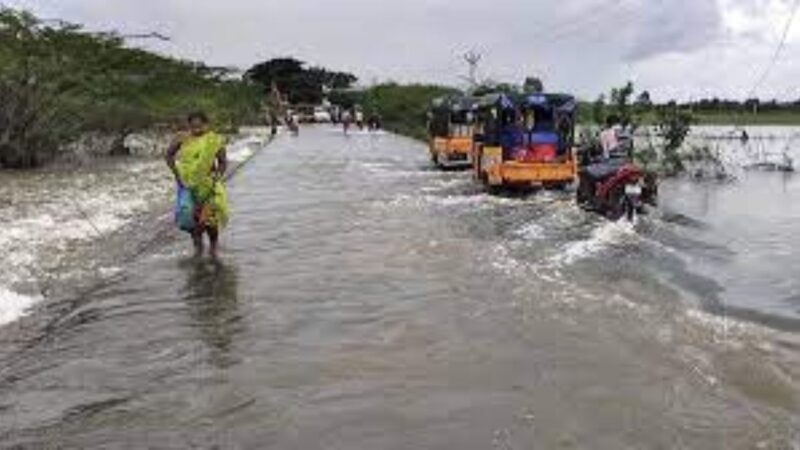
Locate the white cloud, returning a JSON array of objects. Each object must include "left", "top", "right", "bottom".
[{"left": 5, "top": 0, "right": 800, "bottom": 100}]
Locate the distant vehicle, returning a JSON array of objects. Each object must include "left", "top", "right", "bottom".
[
  {"left": 428, "top": 96, "right": 476, "bottom": 168},
  {"left": 285, "top": 109, "right": 300, "bottom": 125},
  {"left": 313, "top": 106, "right": 332, "bottom": 123},
  {"left": 295, "top": 105, "right": 315, "bottom": 123},
  {"left": 472, "top": 93, "right": 578, "bottom": 190}
]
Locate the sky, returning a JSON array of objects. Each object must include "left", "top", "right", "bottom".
[{"left": 5, "top": 0, "right": 800, "bottom": 101}]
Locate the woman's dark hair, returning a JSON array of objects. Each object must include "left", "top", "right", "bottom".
[
  {"left": 187, "top": 111, "right": 210, "bottom": 124},
  {"left": 605, "top": 114, "right": 620, "bottom": 128}
]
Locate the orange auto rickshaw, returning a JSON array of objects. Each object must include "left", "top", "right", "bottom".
[
  {"left": 472, "top": 93, "right": 578, "bottom": 190},
  {"left": 428, "top": 96, "right": 477, "bottom": 169}
]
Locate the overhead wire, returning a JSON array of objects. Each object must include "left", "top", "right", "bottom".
[
  {"left": 717, "top": 0, "right": 800, "bottom": 353},
  {"left": 534, "top": 0, "right": 641, "bottom": 44},
  {"left": 724, "top": 0, "right": 800, "bottom": 128},
  {"left": 533, "top": 0, "right": 799, "bottom": 103},
  {"left": 465, "top": 0, "right": 641, "bottom": 85},
  {"left": 745, "top": 0, "right": 800, "bottom": 99}
]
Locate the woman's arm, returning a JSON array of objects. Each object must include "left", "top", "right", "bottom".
[
  {"left": 166, "top": 140, "right": 182, "bottom": 185},
  {"left": 214, "top": 146, "right": 228, "bottom": 181}
]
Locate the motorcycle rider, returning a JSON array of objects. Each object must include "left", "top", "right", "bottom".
[
  {"left": 577, "top": 115, "right": 623, "bottom": 206},
  {"left": 599, "top": 115, "right": 622, "bottom": 159}
]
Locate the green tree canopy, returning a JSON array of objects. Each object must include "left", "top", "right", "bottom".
[
  {"left": 363, "top": 83, "right": 459, "bottom": 140},
  {"left": 609, "top": 81, "right": 634, "bottom": 124},
  {"left": 245, "top": 57, "right": 357, "bottom": 104},
  {"left": 522, "top": 76, "right": 544, "bottom": 94},
  {"left": 0, "top": 7, "right": 261, "bottom": 168}
]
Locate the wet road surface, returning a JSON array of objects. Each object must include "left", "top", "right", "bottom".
[{"left": 1, "top": 127, "right": 798, "bottom": 448}]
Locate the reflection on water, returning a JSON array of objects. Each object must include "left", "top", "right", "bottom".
[
  {"left": 182, "top": 260, "right": 242, "bottom": 369},
  {"left": 659, "top": 168, "right": 800, "bottom": 325}
]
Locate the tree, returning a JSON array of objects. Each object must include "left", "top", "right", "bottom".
[
  {"left": 364, "top": 83, "right": 459, "bottom": 140},
  {"left": 591, "top": 95, "right": 606, "bottom": 125},
  {"left": 328, "top": 88, "right": 363, "bottom": 110},
  {"left": 471, "top": 84, "right": 497, "bottom": 96},
  {"left": 635, "top": 90, "right": 652, "bottom": 111},
  {"left": 471, "top": 81, "right": 517, "bottom": 96},
  {"left": 656, "top": 101, "right": 694, "bottom": 175},
  {"left": 610, "top": 81, "right": 635, "bottom": 124},
  {"left": 306, "top": 66, "right": 357, "bottom": 90},
  {"left": 244, "top": 57, "right": 357, "bottom": 104},
  {"left": 244, "top": 57, "right": 304, "bottom": 91},
  {"left": 744, "top": 98, "right": 760, "bottom": 114},
  {"left": 522, "top": 76, "right": 544, "bottom": 94},
  {"left": 0, "top": 7, "right": 260, "bottom": 168}
]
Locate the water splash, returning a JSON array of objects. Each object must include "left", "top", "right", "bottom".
[
  {"left": 549, "top": 220, "right": 637, "bottom": 266},
  {"left": 0, "top": 160, "right": 172, "bottom": 327},
  {"left": 0, "top": 287, "right": 40, "bottom": 327},
  {"left": 513, "top": 222, "right": 545, "bottom": 240}
]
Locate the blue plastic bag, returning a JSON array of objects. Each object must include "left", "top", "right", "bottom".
[{"left": 175, "top": 184, "right": 196, "bottom": 232}]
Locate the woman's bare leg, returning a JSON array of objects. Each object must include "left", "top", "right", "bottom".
[
  {"left": 192, "top": 229, "right": 204, "bottom": 257},
  {"left": 207, "top": 227, "right": 219, "bottom": 259}
]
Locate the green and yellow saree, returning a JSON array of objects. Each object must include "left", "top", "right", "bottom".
[{"left": 176, "top": 132, "right": 230, "bottom": 230}]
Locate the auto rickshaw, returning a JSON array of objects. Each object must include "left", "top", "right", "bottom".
[
  {"left": 472, "top": 93, "right": 578, "bottom": 190},
  {"left": 428, "top": 96, "right": 476, "bottom": 168}
]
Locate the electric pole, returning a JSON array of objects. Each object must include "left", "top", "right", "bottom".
[{"left": 463, "top": 50, "right": 482, "bottom": 88}]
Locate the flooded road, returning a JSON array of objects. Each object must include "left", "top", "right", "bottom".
[{"left": 1, "top": 127, "right": 799, "bottom": 448}]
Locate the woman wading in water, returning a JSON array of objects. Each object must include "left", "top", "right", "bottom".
[{"left": 166, "top": 112, "right": 230, "bottom": 258}]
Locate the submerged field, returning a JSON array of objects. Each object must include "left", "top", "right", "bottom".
[{"left": 693, "top": 111, "right": 800, "bottom": 126}]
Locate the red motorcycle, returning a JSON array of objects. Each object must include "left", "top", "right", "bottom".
[{"left": 577, "top": 154, "right": 657, "bottom": 221}]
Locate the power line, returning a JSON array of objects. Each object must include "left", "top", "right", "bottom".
[
  {"left": 745, "top": 0, "right": 800, "bottom": 99},
  {"left": 463, "top": 0, "right": 639, "bottom": 85},
  {"left": 523, "top": 0, "right": 639, "bottom": 45}
]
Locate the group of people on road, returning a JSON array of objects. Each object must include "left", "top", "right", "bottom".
[{"left": 341, "top": 109, "right": 382, "bottom": 135}]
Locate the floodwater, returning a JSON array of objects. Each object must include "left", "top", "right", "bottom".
[
  {"left": 0, "top": 159, "right": 174, "bottom": 327},
  {"left": 1, "top": 127, "right": 799, "bottom": 448}
]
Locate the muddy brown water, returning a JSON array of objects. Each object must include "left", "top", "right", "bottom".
[{"left": 1, "top": 127, "right": 798, "bottom": 448}]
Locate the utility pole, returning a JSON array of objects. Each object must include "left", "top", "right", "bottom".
[{"left": 463, "top": 50, "right": 482, "bottom": 88}]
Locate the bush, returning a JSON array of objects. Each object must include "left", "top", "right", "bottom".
[
  {"left": 579, "top": 82, "right": 699, "bottom": 177},
  {"left": 0, "top": 8, "right": 261, "bottom": 168},
  {"left": 655, "top": 102, "right": 694, "bottom": 176},
  {"left": 364, "top": 83, "right": 460, "bottom": 141}
]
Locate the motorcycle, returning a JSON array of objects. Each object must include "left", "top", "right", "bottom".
[{"left": 576, "top": 150, "right": 657, "bottom": 221}]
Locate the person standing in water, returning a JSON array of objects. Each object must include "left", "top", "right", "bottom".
[
  {"left": 269, "top": 111, "right": 279, "bottom": 138},
  {"left": 355, "top": 108, "right": 364, "bottom": 130},
  {"left": 342, "top": 110, "right": 352, "bottom": 135},
  {"left": 286, "top": 112, "right": 299, "bottom": 136},
  {"left": 166, "top": 112, "right": 230, "bottom": 259}
]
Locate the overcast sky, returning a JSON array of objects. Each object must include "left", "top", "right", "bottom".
[{"left": 6, "top": 0, "right": 800, "bottom": 100}]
